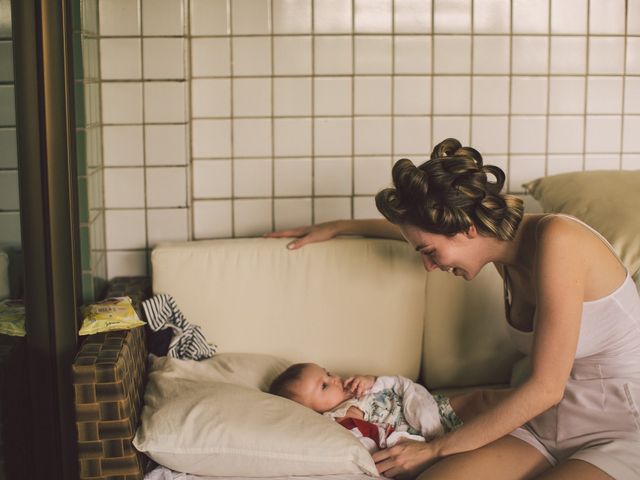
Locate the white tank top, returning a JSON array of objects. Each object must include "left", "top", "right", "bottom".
[{"left": 504, "top": 214, "right": 640, "bottom": 362}]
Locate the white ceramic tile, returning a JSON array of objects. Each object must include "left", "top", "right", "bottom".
[
  {"left": 192, "top": 119, "right": 231, "bottom": 158},
  {"left": 274, "top": 36, "right": 312, "bottom": 75},
  {"left": 234, "top": 198, "right": 272, "bottom": 237},
  {"left": 353, "top": 196, "right": 382, "bottom": 219},
  {"left": 512, "top": 36, "right": 549, "bottom": 74},
  {"left": 354, "top": 36, "right": 392, "bottom": 74},
  {"left": 0, "top": 212, "right": 21, "bottom": 247},
  {"left": 191, "top": 38, "right": 230, "bottom": 77},
  {"left": 231, "top": 0, "right": 270, "bottom": 34},
  {"left": 628, "top": 38, "right": 640, "bottom": 75},
  {"left": 107, "top": 251, "right": 147, "bottom": 278},
  {"left": 354, "top": 156, "right": 392, "bottom": 194},
  {"left": 394, "top": 117, "right": 430, "bottom": 155},
  {"left": 547, "top": 154, "right": 584, "bottom": 175},
  {"left": 584, "top": 154, "right": 621, "bottom": 170},
  {"left": 147, "top": 208, "right": 189, "bottom": 246},
  {"left": 549, "top": 77, "right": 585, "bottom": 114},
  {"left": 471, "top": 116, "right": 508, "bottom": 154},
  {"left": 314, "top": 77, "right": 352, "bottom": 116},
  {"left": 99, "top": 0, "right": 140, "bottom": 35},
  {"left": 473, "top": 0, "right": 510, "bottom": 34},
  {"left": 0, "top": 171, "right": 18, "bottom": 210},
  {"left": 588, "top": 37, "right": 625, "bottom": 75},
  {"left": 547, "top": 116, "right": 584, "bottom": 153},
  {"left": 354, "top": 76, "right": 392, "bottom": 115},
  {"left": 146, "top": 167, "right": 187, "bottom": 207},
  {"left": 193, "top": 200, "right": 232, "bottom": 238},
  {"left": 105, "top": 209, "right": 146, "bottom": 249},
  {"left": 314, "top": 197, "right": 352, "bottom": 223},
  {"left": 144, "top": 82, "right": 186, "bottom": 123},
  {"left": 273, "top": 118, "right": 312, "bottom": 156},
  {"left": 394, "top": 76, "right": 430, "bottom": 115},
  {"left": 101, "top": 83, "right": 143, "bottom": 124},
  {"left": 482, "top": 154, "right": 509, "bottom": 177},
  {"left": 100, "top": 39, "right": 141, "bottom": 80},
  {"left": 193, "top": 160, "right": 232, "bottom": 198},
  {"left": 233, "top": 158, "right": 272, "bottom": 197},
  {"left": 623, "top": 116, "right": 640, "bottom": 152},
  {"left": 622, "top": 154, "right": 640, "bottom": 169},
  {"left": 587, "top": 77, "right": 623, "bottom": 114},
  {"left": 433, "top": 35, "right": 471, "bottom": 74},
  {"left": 510, "top": 116, "right": 546, "bottom": 153},
  {"left": 589, "top": 0, "right": 625, "bottom": 34},
  {"left": 314, "top": 36, "right": 353, "bottom": 75},
  {"left": 394, "top": 36, "right": 431, "bottom": 74},
  {"left": 145, "top": 125, "right": 187, "bottom": 166},
  {"left": 274, "top": 158, "right": 312, "bottom": 196},
  {"left": 314, "top": 0, "right": 353, "bottom": 33},
  {"left": 433, "top": 0, "right": 471, "bottom": 33},
  {"left": 550, "top": 37, "right": 586, "bottom": 74},
  {"left": 104, "top": 168, "right": 144, "bottom": 208},
  {"left": 585, "top": 116, "right": 622, "bottom": 153},
  {"left": 143, "top": 38, "right": 185, "bottom": 80},
  {"left": 0, "top": 129, "right": 17, "bottom": 169},
  {"left": 233, "top": 119, "right": 271, "bottom": 157},
  {"left": 432, "top": 116, "right": 470, "bottom": 145},
  {"left": 433, "top": 76, "right": 471, "bottom": 114},
  {"left": 314, "top": 118, "right": 352, "bottom": 156},
  {"left": 232, "top": 37, "right": 271, "bottom": 76},
  {"left": 314, "top": 157, "right": 352, "bottom": 195},
  {"left": 512, "top": 0, "right": 548, "bottom": 34},
  {"left": 354, "top": 0, "right": 392, "bottom": 33},
  {"left": 192, "top": 78, "right": 231, "bottom": 117},
  {"left": 274, "top": 78, "right": 311, "bottom": 116},
  {"left": 472, "top": 36, "right": 509, "bottom": 74},
  {"left": 550, "top": 0, "right": 586, "bottom": 34},
  {"left": 625, "top": 77, "right": 640, "bottom": 114},
  {"left": 508, "top": 155, "right": 545, "bottom": 192},
  {"left": 232, "top": 78, "right": 270, "bottom": 117},
  {"left": 103, "top": 126, "right": 144, "bottom": 166},
  {"left": 190, "top": 0, "right": 229, "bottom": 35},
  {"left": 273, "top": 0, "right": 311, "bottom": 33},
  {"left": 394, "top": 0, "right": 431, "bottom": 33},
  {"left": 274, "top": 198, "right": 312, "bottom": 230},
  {"left": 142, "top": 0, "right": 184, "bottom": 35},
  {"left": 511, "top": 77, "right": 548, "bottom": 115},
  {"left": 354, "top": 117, "right": 392, "bottom": 155},
  {"left": 0, "top": 42, "right": 12, "bottom": 83},
  {"left": 629, "top": 0, "right": 640, "bottom": 34}
]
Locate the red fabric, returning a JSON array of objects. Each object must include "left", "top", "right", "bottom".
[{"left": 337, "top": 417, "right": 394, "bottom": 447}]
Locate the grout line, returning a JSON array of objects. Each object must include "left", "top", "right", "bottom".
[
  {"left": 269, "top": 0, "right": 275, "bottom": 231},
  {"left": 350, "top": 0, "right": 355, "bottom": 220},
  {"left": 619, "top": 0, "right": 629, "bottom": 169},
  {"left": 469, "top": 0, "right": 475, "bottom": 146},
  {"left": 185, "top": 0, "right": 194, "bottom": 241},
  {"left": 581, "top": 0, "right": 591, "bottom": 171},
  {"left": 310, "top": 0, "right": 316, "bottom": 225},
  {"left": 506, "top": 0, "right": 513, "bottom": 192},
  {"left": 228, "top": 0, "right": 236, "bottom": 237},
  {"left": 429, "top": 0, "right": 434, "bottom": 150},
  {"left": 139, "top": 0, "right": 150, "bottom": 276},
  {"left": 544, "top": 0, "right": 551, "bottom": 176}
]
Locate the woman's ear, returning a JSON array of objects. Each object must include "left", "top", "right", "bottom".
[{"left": 465, "top": 225, "right": 478, "bottom": 238}]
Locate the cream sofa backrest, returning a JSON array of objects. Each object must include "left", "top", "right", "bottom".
[{"left": 151, "top": 237, "right": 521, "bottom": 388}]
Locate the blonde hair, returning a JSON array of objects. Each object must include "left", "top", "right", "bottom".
[{"left": 376, "top": 138, "right": 524, "bottom": 240}]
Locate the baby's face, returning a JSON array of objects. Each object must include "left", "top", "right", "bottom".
[{"left": 293, "top": 364, "right": 353, "bottom": 413}]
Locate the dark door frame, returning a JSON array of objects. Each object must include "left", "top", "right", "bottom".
[{"left": 11, "top": 0, "right": 80, "bottom": 478}]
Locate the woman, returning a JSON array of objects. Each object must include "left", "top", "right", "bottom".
[{"left": 265, "top": 139, "right": 640, "bottom": 479}]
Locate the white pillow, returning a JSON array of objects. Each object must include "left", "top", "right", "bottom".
[{"left": 133, "top": 353, "right": 378, "bottom": 477}]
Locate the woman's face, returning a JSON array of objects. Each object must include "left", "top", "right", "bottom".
[{"left": 400, "top": 223, "right": 486, "bottom": 280}]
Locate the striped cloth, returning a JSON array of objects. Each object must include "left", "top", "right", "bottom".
[{"left": 141, "top": 294, "right": 217, "bottom": 360}]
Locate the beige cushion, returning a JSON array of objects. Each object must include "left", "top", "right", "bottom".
[
  {"left": 133, "top": 353, "right": 378, "bottom": 477},
  {"left": 0, "top": 250, "right": 8, "bottom": 301},
  {"left": 524, "top": 170, "right": 640, "bottom": 290},
  {"left": 422, "top": 267, "right": 522, "bottom": 389},
  {"left": 151, "top": 237, "right": 426, "bottom": 380}
]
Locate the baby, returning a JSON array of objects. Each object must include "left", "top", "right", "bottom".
[{"left": 269, "top": 363, "right": 463, "bottom": 453}]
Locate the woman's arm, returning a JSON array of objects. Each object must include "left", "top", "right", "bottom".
[
  {"left": 374, "top": 218, "right": 587, "bottom": 477},
  {"left": 264, "top": 219, "right": 404, "bottom": 249}
]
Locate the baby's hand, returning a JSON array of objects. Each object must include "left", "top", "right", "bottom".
[{"left": 344, "top": 375, "right": 376, "bottom": 398}]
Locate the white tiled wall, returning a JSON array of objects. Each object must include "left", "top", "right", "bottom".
[{"left": 97, "top": 0, "right": 640, "bottom": 278}]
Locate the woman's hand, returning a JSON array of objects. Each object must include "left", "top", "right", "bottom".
[
  {"left": 372, "top": 439, "right": 439, "bottom": 479},
  {"left": 344, "top": 375, "right": 376, "bottom": 398},
  {"left": 263, "top": 221, "right": 345, "bottom": 249}
]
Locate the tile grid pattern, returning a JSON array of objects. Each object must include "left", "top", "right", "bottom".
[{"left": 95, "top": 0, "right": 640, "bottom": 279}]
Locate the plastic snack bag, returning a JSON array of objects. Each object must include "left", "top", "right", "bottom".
[
  {"left": 79, "top": 296, "right": 145, "bottom": 335},
  {"left": 0, "top": 299, "right": 26, "bottom": 337}
]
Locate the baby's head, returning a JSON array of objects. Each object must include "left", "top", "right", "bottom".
[{"left": 269, "top": 362, "right": 352, "bottom": 413}]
